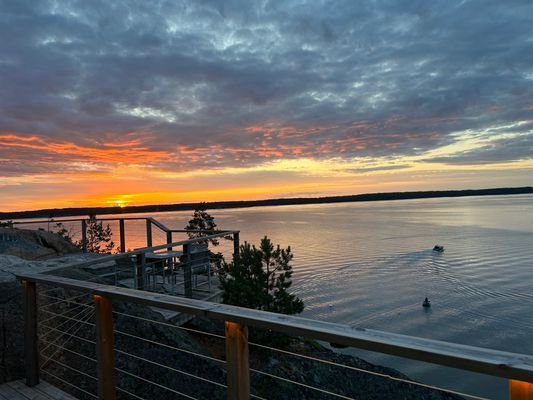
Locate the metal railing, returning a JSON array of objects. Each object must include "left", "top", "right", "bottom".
[
  {"left": 2, "top": 216, "right": 239, "bottom": 256},
  {"left": 35, "top": 230, "right": 239, "bottom": 304},
  {"left": 17, "top": 272, "right": 533, "bottom": 400}
]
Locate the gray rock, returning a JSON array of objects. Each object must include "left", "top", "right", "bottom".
[
  {"left": 0, "top": 280, "right": 23, "bottom": 383},
  {"left": 0, "top": 228, "right": 80, "bottom": 260},
  {"left": 0, "top": 253, "right": 101, "bottom": 283}
]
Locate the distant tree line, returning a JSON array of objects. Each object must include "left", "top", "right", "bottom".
[{"left": 2, "top": 187, "right": 531, "bottom": 221}]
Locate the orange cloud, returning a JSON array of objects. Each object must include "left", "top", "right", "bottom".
[{"left": 0, "top": 132, "right": 172, "bottom": 164}]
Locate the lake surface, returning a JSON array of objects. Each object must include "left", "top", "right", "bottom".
[{"left": 18, "top": 194, "right": 533, "bottom": 398}]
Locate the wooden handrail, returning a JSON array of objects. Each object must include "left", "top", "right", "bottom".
[{"left": 16, "top": 273, "right": 533, "bottom": 383}]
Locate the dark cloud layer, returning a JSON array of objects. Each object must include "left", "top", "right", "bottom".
[{"left": 1, "top": 0, "right": 532, "bottom": 176}]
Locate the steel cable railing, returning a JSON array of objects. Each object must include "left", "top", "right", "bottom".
[
  {"left": 39, "top": 338, "right": 97, "bottom": 363},
  {"left": 115, "top": 349, "right": 227, "bottom": 389},
  {"left": 116, "top": 386, "right": 146, "bottom": 400},
  {"left": 251, "top": 367, "right": 356, "bottom": 400},
  {"left": 113, "top": 328, "right": 224, "bottom": 365},
  {"left": 105, "top": 292, "right": 499, "bottom": 399},
  {"left": 34, "top": 244, "right": 482, "bottom": 399},
  {"left": 36, "top": 286, "right": 99, "bottom": 400},
  {"left": 40, "top": 370, "right": 98, "bottom": 399},
  {"left": 39, "top": 298, "right": 92, "bottom": 326},
  {"left": 17, "top": 257, "right": 533, "bottom": 400},
  {"left": 246, "top": 339, "right": 490, "bottom": 400},
  {"left": 116, "top": 367, "right": 199, "bottom": 400},
  {"left": 153, "top": 228, "right": 167, "bottom": 245},
  {"left": 110, "top": 297, "right": 229, "bottom": 399},
  {"left": 159, "top": 317, "right": 483, "bottom": 399},
  {"left": 110, "top": 309, "right": 279, "bottom": 399}
]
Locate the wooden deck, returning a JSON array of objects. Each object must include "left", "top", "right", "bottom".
[{"left": 0, "top": 380, "right": 77, "bottom": 400}]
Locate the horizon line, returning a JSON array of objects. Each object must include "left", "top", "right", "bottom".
[{"left": 1, "top": 186, "right": 532, "bottom": 221}]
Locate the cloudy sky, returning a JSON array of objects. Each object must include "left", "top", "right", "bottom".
[{"left": 1, "top": 0, "right": 532, "bottom": 211}]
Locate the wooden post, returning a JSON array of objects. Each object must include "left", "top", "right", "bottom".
[
  {"left": 146, "top": 219, "right": 153, "bottom": 247},
  {"left": 81, "top": 219, "right": 87, "bottom": 253},
  {"left": 225, "top": 321, "right": 250, "bottom": 400},
  {"left": 233, "top": 232, "right": 240, "bottom": 259},
  {"left": 94, "top": 295, "right": 117, "bottom": 400},
  {"left": 183, "top": 243, "right": 192, "bottom": 298},
  {"left": 166, "top": 231, "right": 173, "bottom": 251},
  {"left": 119, "top": 219, "right": 126, "bottom": 253},
  {"left": 22, "top": 280, "right": 39, "bottom": 386},
  {"left": 510, "top": 380, "right": 533, "bottom": 400},
  {"left": 135, "top": 253, "right": 145, "bottom": 290}
]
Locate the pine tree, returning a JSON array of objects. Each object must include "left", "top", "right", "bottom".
[
  {"left": 184, "top": 203, "right": 219, "bottom": 246},
  {"left": 77, "top": 216, "right": 115, "bottom": 254},
  {"left": 53, "top": 221, "right": 74, "bottom": 243},
  {"left": 218, "top": 236, "right": 304, "bottom": 315}
]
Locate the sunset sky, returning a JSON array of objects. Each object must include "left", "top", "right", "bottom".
[{"left": 1, "top": 1, "right": 532, "bottom": 212}]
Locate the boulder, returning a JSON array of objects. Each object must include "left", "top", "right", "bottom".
[{"left": 0, "top": 228, "right": 80, "bottom": 260}]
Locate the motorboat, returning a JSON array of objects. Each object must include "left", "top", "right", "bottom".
[
  {"left": 422, "top": 297, "right": 431, "bottom": 307},
  {"left": 433, "top": 245, "right": 444, "bottom": 253}
]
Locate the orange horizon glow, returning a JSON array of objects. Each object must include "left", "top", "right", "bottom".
[{"left": 1, "top": 129, "right": 533, "bottom": 213}]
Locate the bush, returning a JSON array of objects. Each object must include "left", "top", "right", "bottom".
[{"left": 218, "top": 236, "right": 304, "bottom": 315}]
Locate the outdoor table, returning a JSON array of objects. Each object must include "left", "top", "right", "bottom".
[{"left": 144, "top": 250, "right": 184, "bottom": 289}]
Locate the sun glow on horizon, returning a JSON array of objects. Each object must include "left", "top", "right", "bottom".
[
  {"left": 1, "top": 121, "right": 532, "bottom": 213},
  {"left": 2, "top": 155, "right": 532, "bottom": 213}
]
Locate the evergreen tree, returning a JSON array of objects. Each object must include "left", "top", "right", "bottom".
[
  {"left": 77, "top": 216, "right": 115, "bottom": 254},
  {"left": 218, "top": 236, "right": 304, "bottom": 315},
  {"left": 184, "top": 203, "right": 220, "bottom": 246},
  {"left": 53, "top": 221, "right": 74, "bottom": 243}
]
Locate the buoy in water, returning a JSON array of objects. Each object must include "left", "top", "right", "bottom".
[
  {"left": 433, "top": 245, "right": 444, "bottom": 253},
  {"left": 422, "top": 297, "right": 431, "bottom": 307}
]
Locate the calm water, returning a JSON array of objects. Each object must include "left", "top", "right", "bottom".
[{"left": 19, "top": 194, "right": 533, "bottom": 398}]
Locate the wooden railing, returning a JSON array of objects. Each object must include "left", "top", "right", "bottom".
[{"left": 16, "top": 273, "right": 533, "bottom": 400}]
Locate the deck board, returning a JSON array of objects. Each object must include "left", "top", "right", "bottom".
[{"left": 0, "top": 380, "right": 78, "bottom": 400}]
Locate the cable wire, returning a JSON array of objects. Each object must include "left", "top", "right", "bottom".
[
  {"left": 40, "top": 324, "right": 96, "bottom": 345},
  {"left": 115, "top": 349, "right": 226, "bottom": 388},
  {"left": 40, "top": 338, "right": 97, "bottom": 363},
  {"left": 248, "top": 342, "right": 489, "bottom": 400},
  {"left": 41, "top": 369, "right": 98, "bottom": 399},
  {"left": 113, "top": 329, "right": 225, "bottom": 365},
  {"left": 42, "top": 357, "right": 97, "bottom": 382},
  {"left": 40, "top": 308, "right": 95, "bottom": 367},
  {"left": 251, "top": 368, "right": 355, "bottom": 400},
  {"left": 116, "top": 368, "right": 199, "bottom": 400},
  {"left": 116, "top": 386, "right": 146, "bottom": 400}
]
